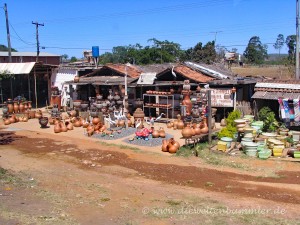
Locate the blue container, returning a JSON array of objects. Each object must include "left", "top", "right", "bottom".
[{"left": 92, "top": 46, "right": 99, "bottom": 57}]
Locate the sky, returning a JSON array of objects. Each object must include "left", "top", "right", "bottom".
[{"left": 0, "top": 0, "right": 296, "bottom": 58}]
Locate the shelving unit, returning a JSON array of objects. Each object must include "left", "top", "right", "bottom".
[{"left": 143, "top": 94, "right": 174, "bottom": 119}]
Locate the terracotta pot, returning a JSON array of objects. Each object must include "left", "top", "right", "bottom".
[
  {"left": 7, "top": 102, "right": 13, "bottom": 113},
  {"left": 194, "top": 125, "right": 201, "bottom": 135},
  {"left": 70, "top": 110, "right": 77, "bottom": 117},
  {"left": 182, "top": 125, "right": 193, "bottom": 138},
  {"left": 35, "top": 110, "right": 42, "bottom": 119},
  {"left": 23, "top": 116, "right": 28, "bottom": 122},
  {"left": 127, "top": 119, "right": 132, "bottom": 127},
  {"left": 24, "top": 101, "right": 28, "bottom": 111},
  {"left": 27, "top": 101, "right": 32, "bottom": 110},
  {"left": 94, "top": 123, "right": 101, "bottom": 131},
  {"left": 158, "top": 127, "right": 166, "bottom": 138},
  {"left": 200, "top": 120, "right": 209, "bottom": 134},
  {"left": 190, "top": 127, "right": 196, "bottom": 136},
  {"left": 100, "top": 125, "right": 106, "bottom": 132},
  {"left": 19, "top": 102, "right": 25, "bottom": 113},
  {"left": 220, "top": 118, "right": 226, "bottom": 127},
  {"left": 162, "top": 139, "right": 168, "bottom": 152},
  {"left": 4, "top": 119, "right": 11, "bottom": 125},
  {"left": 13, "top": 101, "right": 19, "bottom": 113},
  {"left": 167, "top": 122, "right": 173, "bottom": 129},
  {"left": 92, "top": 117, "right": 100, "bottom": 125},
  {"left": 152, "top": 130, "right": 160, "bottom": 138},
  {"left": 118, "top": 120, "right": 125, "bottom": 127},
  {"left": 54, "top": 123, "right": 61, "bottom": 133},
  {"left": 49, "top": 117, "right": 54, "bottom": 125},
  {"left": 29, "top": 110, "right": 36, "bottom": 119},
  {"left": 60, "top": 122, "right": 68, "bottom": 132},
  {"left": 9, "top": 116, "right": 15, "bottom": 124},
  {"left": 65, "top": 121, "right": 73, "bottom": 130},
  {"left": 74, "top": 119, "right": 81, "bottom": 127},
  {"left": 177, "top": 120, "right": 184, "bottom": 130},
  {"left": 182, "top": 94, "right": 192, "bottom": 116}
]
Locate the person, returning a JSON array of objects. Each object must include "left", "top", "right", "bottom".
[{"left": 61, "top": 85, "right": 70, "bottom": 111}]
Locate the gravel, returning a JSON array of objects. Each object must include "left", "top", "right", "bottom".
[
  {"left": 89, "top": 127, "right": 136, "bottom": 140},
  {"left": 123, "top": 133, "right": 174, "bottom": 147}
]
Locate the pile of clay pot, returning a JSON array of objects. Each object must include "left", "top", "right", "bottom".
[
  {"left": 161, "top": 138, "right": 181, "bottom": 154},
  {"left": 166, "top": 114, "right": 209, "bottom": 139},
  {"left": 3, "top": 109, "right": 42, "bottom": 125}
]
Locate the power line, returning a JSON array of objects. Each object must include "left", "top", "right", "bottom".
[
  {"left": 9, "top": 22, "right": 35, "bottom": 45},
  {"left": 32, "top": 21, "right": 44, "bottom": 62}
]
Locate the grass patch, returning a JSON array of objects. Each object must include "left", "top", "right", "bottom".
[
  {"left": 97, "top": 141, "right": 141, "bottom": 151},
  {"left": 0, "top": 167, "right": 25, "bottom": 186},
  {"left": 166, "top": 199, "right": 182, "bottom": 206}
]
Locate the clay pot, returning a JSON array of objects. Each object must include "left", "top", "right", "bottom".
[
  {"left": 182, "top": 125, "right": 193, "bottom": 138},
  {"left": 118, "top": 120, "right": 125, "bottom": 127},
  {"left": 167, "top": 122, "right": 173, "bottom": 129},
  {"left": 190, "top": 126, "right": 196, "bottom": 136},
  {"left": 24, "top": 101, "right": 28, "bottom": 111},
  {"left": 200, "top": 120, "right": 209, "bottom": 134},
  {"left": 194, "top": 125, "right": 201, "bottom": 135},
  {"left": 49, "top": 117, "right": 54, "bottom": 125},
  {"left": 182, "top": 94, "right": 192, "bottom": 116},
  {"left": 54, "top": 123, "right": 61, "bottom": 133},
  {"left": 220, "top": 118, "right": 226, "bottom": 127},
  {"left": 158, "top": 127, "right": 166, "bottom": 138},
  {"left": 4, "top": 119, "right": 11, "bottom": 125},
  {"left": 167, "top": 138, "right": 180, "bottom": 154},
  {"left": 100, "top": 125, "right": 106, "bottom": 132},
  {"left": 177, "top": 120, "right": 184, "bottom": 130},
  {"left": 19, "top": 102, "right": 25, "bottom": 113},
  {"left": 60, "top": 122, "right": 68, "bottom": 132},
  {"left": 162, "top": 139, "right": 168, "bottom": 152},
  {"left": 127, "top": 119, "right": 132, "bottom": 127},
  {"left": 35, "top": 110, "right": 42, "bottom": 119},
  {"left": 27, "top": 101, "right": 32, "bottom": 110},
  {"left": 29, "top": 110, "right": 36, "bottom": 119},
  {"left": 7, "top": 101, "right": 13, "bottom": 113},
  {"left": 94, "top": 123, "right": 101, "bottom": 131},
  {"left": 13, "top": 101, "right": 19, "bottom": 113},
  {"left": 152, "top": 130, "right": 160, "bottom": 138},
  {"left": 23, "top": 116, "right": 28, "bottom": 122},
  {"left": 66, "top": 121, "right": 73, "bottom": 130},
  {"left": 9, "top": 116, "right": 15, "bottom": 124},
  {"left": 70, "top": 110, "right": 77, "bottom": 117},
  {"left": 74, "top": 119, "right": 82, "bottom": 127},
  {"left": 39, "top": 117, "right": 49, "bottom": 128},
  {"left": 92, "top": 117, "right": 100, "bottom": 125}
]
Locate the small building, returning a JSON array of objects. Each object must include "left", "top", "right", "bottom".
[{"left": 0, "top": 51, "right": 61, "bottom": 65}]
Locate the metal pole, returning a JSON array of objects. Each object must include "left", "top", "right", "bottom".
[{"left": 296, "top": 0, "right": 300, "bottom": 79}]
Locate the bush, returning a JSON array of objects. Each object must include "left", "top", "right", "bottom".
[
  {"left": 258, "top": 107, "right": 279, "bottom": 132},
  {"left": 218, "top": 110, "right": 241, "bottom": 138}
]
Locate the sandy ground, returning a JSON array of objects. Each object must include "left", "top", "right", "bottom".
[{"left": 1, "top": 115, "right": 300, "bottom": 225}]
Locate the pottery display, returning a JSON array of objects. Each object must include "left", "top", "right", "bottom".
[
  {"left": 13, "top": 101, "right": 19, "bottom": 113},
  {"left": 182, "top": 93, "right": 192, "bottom": 116},
  {"left": 7, "top": 101, "right": 13, "bottom": 113},
  {"left": 152, "top": 129, "right": 160, "bottom": 138},
  {"left": 19, "top": 102, "right": 25, "bottom": 113}
]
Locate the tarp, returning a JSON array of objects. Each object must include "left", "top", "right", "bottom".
[
  {"left": 0, "top": 62, "right": 35, "bottom": 74},
  {"left": 137, "top": 72, "right": 157, "bottom": 85}
]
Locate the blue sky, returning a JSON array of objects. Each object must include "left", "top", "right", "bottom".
[{"left": 0, "top": 0, "right": 295, "bottom": 58}]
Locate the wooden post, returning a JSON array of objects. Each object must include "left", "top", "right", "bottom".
[
  {"left": 207, "top": 90, "right": 212, "bottom": 146},
  {"left": 34, "top": 67, "right": 37, "bottom": 109}
]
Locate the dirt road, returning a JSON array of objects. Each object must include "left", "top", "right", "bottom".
[{"left": 1, "top": 128, "right": 300, "bottom": 225}]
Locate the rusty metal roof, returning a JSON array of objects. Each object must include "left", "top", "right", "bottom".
[
  {"left": 104, "top": 63, "right": 142, "bottom": 78},
  {"left": 174, "top": 65, "right": 215, "bottom": 83}
]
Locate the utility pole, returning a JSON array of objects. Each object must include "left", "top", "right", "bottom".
[
  {"left": 210, "top": 31, "right": 223, "bottom": 45},
  {"left": 3, "top": 3, "right": 13, "bottom": 99},
  {"left": 4, "top": 3, "right": 12, "bottom": 62},
  {"left": 32, "top": 21, "right": 44, "bottom": 63},
  {"left": 296, "top": 0, "right": 300, "bottom": 79}
]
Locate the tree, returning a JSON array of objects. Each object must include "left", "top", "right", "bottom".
[
  {"left": 286, "top": 35, "right": 296, "bottom": 63},
  {"left": 0, "top": 44, "right": 17, "bottom": 52},
  {"left": 70, "top": 56, "right": 77, "bottom": 62},
  {"left": 243, "top": 36, "right": 268, "bottom": 64},
  {"left": 61, "top": 54, "right": 68, "bottom": 62},
  {"left": 191, "top": 41, "right": 216, "bottom": 64},
  {"left": 273, "top": 34, "right": 284, "bottom": 56}
]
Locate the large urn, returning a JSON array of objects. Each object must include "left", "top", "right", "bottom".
[
  {"left": 39, "top": 117, "right": 49, "bottom": 128},
  {"left": 182, "top": 94, "right": 192, "bottom": 116},
  {"left": 133, "top": 108, "right": 145, "bottom": 126}
]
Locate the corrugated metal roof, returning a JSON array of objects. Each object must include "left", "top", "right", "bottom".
[
  {"left": 0, "top": 62, "right": 35, "bottom": 74},
  {"left": 252, "top": 91, "right": 300, "bottom": 100},
  {"left": 255, "top": 82, "right": 300, "bottom": 90},
  {"left": 137, "top": 73, "right": 156, "bottom": 85},
  {"left": 0, "top": 51, "right": 60, "bottom": 57}
]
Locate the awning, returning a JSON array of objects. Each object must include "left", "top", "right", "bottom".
[
  {"left": 0, "top": 62, "right": 35, "bottom": 74},
  {"left": 64, "top": 76, "right": 136, "bottom": 86},
  {"left": 252, "top": 91, "right": 300, "bottom": 100},
  {"left": 137, "top": 72, "right": 156, "bottom": 85}
]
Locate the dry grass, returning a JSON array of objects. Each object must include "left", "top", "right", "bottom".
[{"left": 231, "top": 66, "right": 294, "bottom": 79}]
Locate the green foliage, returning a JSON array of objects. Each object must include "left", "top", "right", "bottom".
[
  {"left": 70, "top": 56, "right": 77, "bottom": 62},
  {"left": 243, "top": 36, "right": 268, "bottom": 64},
  {"left": 0, "top": 69, "right": 15, "bottom": 80},
  {"left": 285, "top": 35, "right": 296, "bottom": 64},
  {"left": 226, "top": 110, "right": 241, "bottom": 127},
  {"left": 258, "top": 107, "right": 279, "bottom": 132},
  {"left": 217, "top": 110, "right": 241, "bottom": 138},
  {"left": 273, "top": 34, "right": 284, "bottom": 56},
  {"left": 0, "top": 44, "right": 17, "bottom": 52}
]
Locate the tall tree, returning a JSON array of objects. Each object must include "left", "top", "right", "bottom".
[
  {"left": 286, "top": 35, "right": 296, "bottom": 63},
  {"left": 273, "top": 34, "right": 284, "bottom": 57},
  {"left": 243, "top": 36, "right": 268, "bottom": 64},
  {"left": 0, "top": 44, "right": 17, "bottom": 52}
]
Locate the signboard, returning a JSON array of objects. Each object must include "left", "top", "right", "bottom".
[{"left": 210, "top": 89, "right": 233, "bottom": 107}]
